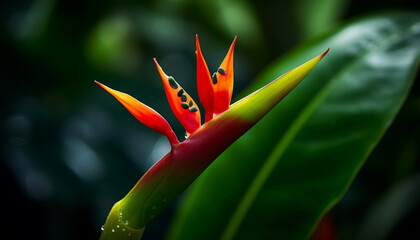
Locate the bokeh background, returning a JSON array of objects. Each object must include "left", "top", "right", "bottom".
[{"left": 1, "top": 0, "right": 419, "bottom": 239}]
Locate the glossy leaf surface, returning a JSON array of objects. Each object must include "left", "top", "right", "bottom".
[{"left": 168, "top": 12, "right": 420, "bottom": 240}]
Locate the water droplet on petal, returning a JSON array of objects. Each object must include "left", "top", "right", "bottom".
[
  {"left": 181, "top": 102, "right": 189, "bottom": 109},
  {"left": 117, "top": 225, "right": 120, "bottom": 228},
  {"left": 168, "top": 76, "right": 178, "bottom": 89},
  {"left": 212, "top": 72, "right": 218, "bottom": 84},
  {"left": 189, "top": 106, "right": 198, "bottom": 112},
  {"left": 218, "top": 67, "right": 227, "bottom": 75},
  {"left": 112, "top": 229, "right": 115, "bottom": 232},
  {"left": 101, "top": 225, "right": 104, "bottom": 231},
  {"left": 181, "top": 93, "right": 187, "bottom": 102},
  {"left": 122, "top": 228, "right": 126, "bottom": 232}
]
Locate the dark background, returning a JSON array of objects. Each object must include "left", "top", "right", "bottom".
[{"left": 1, "top": 0, "right": 419, "bottom": 239}]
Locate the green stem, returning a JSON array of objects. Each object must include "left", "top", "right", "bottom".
[{"left": 100, "top": 201, "right": 145, "bottom": 240}]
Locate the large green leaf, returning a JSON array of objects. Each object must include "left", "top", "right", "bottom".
[{"left": 167, "top": 12, "right": 420, "bottom": 240}]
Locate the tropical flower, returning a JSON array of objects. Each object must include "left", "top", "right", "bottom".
[{"left": 97, "top": 36, "right": 328, "bottom": 240}]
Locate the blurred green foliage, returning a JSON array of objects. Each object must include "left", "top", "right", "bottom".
[{"left": 1, "top": 0, "right": 419, "bottom": 239}]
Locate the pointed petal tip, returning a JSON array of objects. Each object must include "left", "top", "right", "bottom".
[
  {"left": 153, "top": 58, "right": 163, "bottom": 72},
  {"left": 230, "top": 36, "right": 237, "bottom": 49},
  {"left": 321, "top": 48, "right": 330, "bottom": 57},
  {"left": 195, "top": 35, "right": 201, "bottom": 51},
  {"left": 95, "top": 80, "right": 108, "bottom": 90},
  {"left": 154, "top": 58, "right": 170, "bottom": 83},
  {"left": 94, "top": 81, "right": 121, "bottom": 98}
]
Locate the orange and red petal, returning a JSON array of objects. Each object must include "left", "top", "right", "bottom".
[
  {"left": 153, "top": 59, "right": 201, "bottom": 134},
  {"left": 195, "top": 35, "right": 215, "bottom": 123},
  {"left": 212, "top": 36, "right": 236, "bottom": 115},
  {"left": 95, "top": 81, "right": 179, "bottom": 145}
]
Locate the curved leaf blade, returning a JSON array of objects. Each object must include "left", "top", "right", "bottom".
[{"left": 168, "top": 12, "right": 420, "bottom": 240}]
